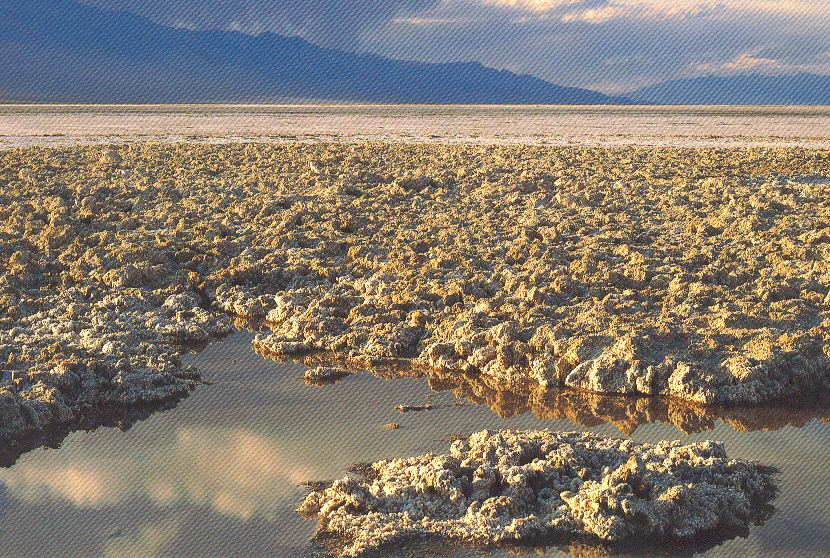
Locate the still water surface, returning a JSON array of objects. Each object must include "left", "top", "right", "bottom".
[{"left": 1, "top": 331, "right": 829, "bottom": 557}]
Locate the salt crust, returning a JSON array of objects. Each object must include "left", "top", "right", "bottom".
[
  {"left": 303, "top": 365, "right": 350, "bottom": 384},
  {"left": 299, "top": 429, "right": 776, "bottom": 556},
  {"left": 2, "top": 143, "right": 830, "bottom": 441}
]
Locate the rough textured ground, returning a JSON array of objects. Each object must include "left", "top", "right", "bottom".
[
  {"left": 298, "top": 429, "right": 777, "bottom": 556},
  {"left": 2, "top": 143, "right": 830, "bottom": 441},
  {"left": 303, "top": 365, "right": 351, "bottom": 385}
]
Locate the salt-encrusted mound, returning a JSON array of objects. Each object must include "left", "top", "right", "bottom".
[
  {"left": 299, "top": 429, "right": 776, "bottom": 556},
  {"left": 303, "top": 365, "right": 350, "bottom": 385}
]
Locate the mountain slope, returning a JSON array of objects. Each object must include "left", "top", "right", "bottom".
[
  {"left": 627, "top": 73, "right": 830, "bottom": 106},
  {"left": 0, "top": 0, "right": 628, "bottom": 104}
]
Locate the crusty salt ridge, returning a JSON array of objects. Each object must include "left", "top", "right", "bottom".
[
  {"left": 298, "top": 429, "right": 777, "bottom": 557},
  {"left": 247, "top": 145, "right": 830, "bottom": 407},
  {"left": 2, "top": 143, "right": 830, "bottom": 442}
]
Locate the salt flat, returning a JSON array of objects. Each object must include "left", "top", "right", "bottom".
[
  {"left": 1, "top": 107, "right": 829, "bottom": 556},
  {"left": 2, "top": 141, "right": 830, "bottom": 444},
  {"left": 2, "top": 105, "right": 830, "bottom": 148}
]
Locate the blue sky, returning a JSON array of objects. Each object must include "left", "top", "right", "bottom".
[{"left": 77, "top": 0, "right": 830, "bottom": 93}]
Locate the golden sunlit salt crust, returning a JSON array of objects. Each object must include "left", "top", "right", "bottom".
[
  {"left": 1, "top": 142, "right": 829, "bottom": 441},
  {"left": 299, "top": 429, "right": 777, "bottom": 556}
]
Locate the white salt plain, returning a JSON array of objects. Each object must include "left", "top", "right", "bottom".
[{"left": 1, "top": 104, "right": 830, "bottom": 148}]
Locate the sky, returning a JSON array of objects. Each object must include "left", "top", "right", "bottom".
[{"left": 77, "top": 0, "right": 830, "bottom": 94}]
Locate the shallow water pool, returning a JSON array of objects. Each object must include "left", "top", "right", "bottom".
[{"left": 1, "top": 330, "right": 829, "bottom": 557}]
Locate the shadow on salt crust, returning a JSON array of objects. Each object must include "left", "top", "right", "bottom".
[
  {"left": 310, "top": 536, "right": 762, "bottom": 558},
  {"left": 299, "top": 429, "right": 777, "bottom": 557}
]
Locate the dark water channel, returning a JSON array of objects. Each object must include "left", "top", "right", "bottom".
[{"left": 1, "top": 330, "right": 830, "bottom": 557}]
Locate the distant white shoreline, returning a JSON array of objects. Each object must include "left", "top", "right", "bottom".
[{"left": 1, "top": 105, "right": 829, "bottom": 149}]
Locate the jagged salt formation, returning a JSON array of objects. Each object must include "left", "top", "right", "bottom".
[
  {"left": 3, "top": 143, "right": 830, "bottom": 442},
  {"left": 251, "top": 145, "right": 830, "bottom": 406},
  {"left": 299, "top": 429, "right": 776, "bottom": 556},
  {"left": 0, "top": 286, "right": 232, "bottom": 438}
]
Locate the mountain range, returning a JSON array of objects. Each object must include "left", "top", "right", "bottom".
[
  {"left": 626, "top": 73, "right": 830, "bottom": 106},
  {"left": 0, "top": 0, "right": 628, "bottom": 104},
  {"left": 2, "top": 1, "right": 828, "bottom": 105}
]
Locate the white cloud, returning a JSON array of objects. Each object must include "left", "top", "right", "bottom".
[
  {"left": 720, "top": 53, "right": 789, "bottom": 73},
  {"left": 361, "top": 0, "right": 830, "bottom": 93},
  {"left": 488, "top": 0, "right": 830, "bottom": 21},
  {"left": 484, "top": 0, "right": 583, "bottom": 11}
]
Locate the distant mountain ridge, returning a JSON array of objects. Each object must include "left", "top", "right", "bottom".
[
  {"left": 0, "top": 0, "right": 629, "bottom": 104},
  {"left": 627, "top": 73, "right": 830, "bottom": 106}
]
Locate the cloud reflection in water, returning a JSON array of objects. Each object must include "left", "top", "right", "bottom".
[{"left": 0, "top": 426, "right": 317, "bottom": 521}]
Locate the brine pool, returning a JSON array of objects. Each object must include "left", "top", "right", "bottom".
[{"left": 1, "top": 330, "right": 829, "bottom": 558}]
